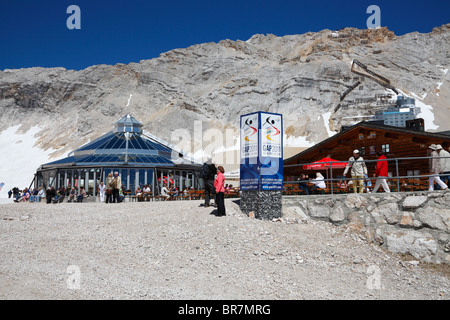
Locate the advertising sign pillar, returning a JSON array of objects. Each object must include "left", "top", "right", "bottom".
[{"left": 240, "top": 112, "right": 283, "bottom": 220}]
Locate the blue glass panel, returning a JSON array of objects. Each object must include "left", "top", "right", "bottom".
[
  {"left": 138, "top": 169, "right": 145, "bottom": 189},
  {"left": 128, "top": 138, "right": 140, "bottom": 149},
  {"left": 77, "top": 132, "right": 115, "bottom": 151},
  {"left": 129, "top": 169, "right": 136, "bottom": 195},
  {"left": 121, "top": 169, "right": 128, "bottom": 190}
]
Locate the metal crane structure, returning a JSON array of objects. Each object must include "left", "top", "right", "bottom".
[
  {"left": 351, "top": 59, "right": 399, "bottom": 94},
  {"left": 334, "top": 59, "right": 398, "bottom": 113}
]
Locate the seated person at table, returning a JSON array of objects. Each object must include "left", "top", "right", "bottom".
[
  {"left": 182, "top": 187, "right": 191, "bottom": 199},
  {"left": 46, "top": 187, "right": 56, "bottom": 204},
  {"left": 311, "top": 173, "right": 326, "bottom": 193},
  {"left": 31, "top": 187, "right": 45, "bottom": 202},
  {"left": 363, "top": 174, "right": 372, "bottom": 193},
  {"left": 53, "top": 187, "right": 66, "bottom": 203},
  {"left": 337, "top": 175, "right": 347, "bottom": 189},
  {"left": 402, "top": 180, "right": 408, "bottom": 189},
  {"left": 170, "top": 186, "right": 179, "bottom": 200},
  {"left": 68, "top": 187, "right": 77, "bottom": 202},
  {"left": 14, "top": 188, "right": 30, "bottom": 202},
  {"left": 143, "top": 185, "right": 151, "bottom": 200},
  {"left": 161, "top": 184, "right": 170, "bottom": 201},
  {"left": 298, "top": 174, "right": 310, "bottom": 195},
  {"left": 118, "top": 186, "right": 125, "bottom": 203},
  {"left": 77, "top": 187, "right": 87, "bottom": 202},
  {"left": 135, "top": 186, "right": 143, "bottom": 201}
]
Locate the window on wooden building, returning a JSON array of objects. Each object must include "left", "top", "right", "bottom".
[
  {"left": 407, "top": 170, "right": 420, "bottom": 178},
  {"left": 382, "top": 144, "right": 390, "bottom": 153}
]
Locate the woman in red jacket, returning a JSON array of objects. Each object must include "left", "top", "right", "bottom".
[
  {"left": 214, "top": 166, "right": 226, "bottom": 216},
  {"left": 372, "top": 151, "right": 390, "bottom": 193}
]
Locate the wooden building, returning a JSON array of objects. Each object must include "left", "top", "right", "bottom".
[{"left": 283, "top": 121, "right": 450, "bottom": 182}]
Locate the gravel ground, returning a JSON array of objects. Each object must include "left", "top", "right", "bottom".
[{"left": 0, "top": 199, "right": 448, "bottom": 300}]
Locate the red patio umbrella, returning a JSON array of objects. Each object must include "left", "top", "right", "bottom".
[
  {"left": 302, "top": 157, "right": 348, "bottom": 170},
  {"left": 158, "top": 176, "right": 174, "bottom": 184},
  {"left": 302, "top": 157, "right": 348, "bottom": 184}
]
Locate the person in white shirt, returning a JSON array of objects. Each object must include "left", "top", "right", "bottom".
[
  {"left": 33, "top": 187, "right": 45, "bottom": 202},
  {"left": 143, "top": 185, "right": 151, "bottom": 201},
  {"left": 311, "top": 172, "right": 326, "bottom": 193},
  {"left": 98, "top": 182, "right": 106, "bottom": 202},
  {"left": 343, "top": 149, "right": 367, "bottom": 193},
  {"left": 161, "top": 184, "right": 170, "bottom": 201},
  {"left": 429, "top": 144, "right": 448, "bottom": 191},
  {"left": 438, "top": 144, "right": 450, "bottom": 187}
]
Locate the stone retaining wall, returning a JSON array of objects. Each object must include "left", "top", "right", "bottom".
[
  {"left": 283, "top": 191, "right": 450, "bottom": 264},
  {"left": 241, "top": 190, "right": 282, "bottom": 220}
]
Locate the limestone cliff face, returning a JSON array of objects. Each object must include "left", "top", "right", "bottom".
[{"left": 0, "top": 25, "right": 448, "bottom": 160}]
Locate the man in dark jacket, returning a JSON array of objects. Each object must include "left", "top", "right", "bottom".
[
  {"left": 46, "top": 187, "right": 56, "bottom": 204},
  {"left": 12, "top": 187, "right": 20, "bottom": 201},
  {"left": 202, "top": 156, "right": 217, "bottom": 208}
]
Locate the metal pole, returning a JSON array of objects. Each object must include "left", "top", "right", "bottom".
[
  {"left": 395, "top": 158, "right": 400, "bottom": 193},
  {"left": 330, "top": 162, "right": 333, "bottom": 195},
  {"left": 124, "top": 132, "right": 129, "bottom": 163},
  {"left": 152, "top": 168, "right": 155, "bottom": 198},
  {"left": 93, "top": 169, "right": 96, "bottom": 197}
]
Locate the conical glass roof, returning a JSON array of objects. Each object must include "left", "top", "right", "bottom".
[
  {"left": 42, "top": 114, "right": 195, "bottom": 167},
  {"left": 76, "top": 131, "right": 171, "bottom": 153}
]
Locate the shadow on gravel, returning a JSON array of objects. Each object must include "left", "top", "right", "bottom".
[{"left": 208, "top": 209, "right": 227, "bottom": 217}]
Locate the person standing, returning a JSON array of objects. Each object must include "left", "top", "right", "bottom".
[
  {"left": 202, "top": 155, "right": 217, "bottom": 208},
  {"left": 214, "top": 166, "right": 226, "bottom": 216},
  {"left": 437, "top": 144, "right": 450, "bottom": 187},
  {"left": 112, "top": 171, "right": 122, "bottom": 203},
  {"left": 343, "top": 149, "right": 367, "bottom": 193},
  {"left": 105, "top": 173, "right": 114, "bottom": 203},
  {"left": 428, "top": 144, "right": 448, "bottom": 191},
  {"left": 12, "top": 187, "right": 20, "bottom": 201},
  {"left": 372, "top": 151, "right": 390, "bottom": 193},
  {"left": 98, "top": 182, "right": 106, "bottom": 202}
]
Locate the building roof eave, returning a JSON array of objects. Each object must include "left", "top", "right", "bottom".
[{"left": 283, "top": 121, "right": 450, "bottom": 164}]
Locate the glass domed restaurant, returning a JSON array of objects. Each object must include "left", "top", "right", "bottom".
[{"left": 33, "top": 114, "right": 203, "bottom": 197}]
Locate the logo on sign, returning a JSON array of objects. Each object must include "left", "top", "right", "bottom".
[
  {"left": 241, "top": 115, "right": 258, "bottom": 159},
  {"left": 244, "top": 118, "right": 257, "bottom": 142},
  {"left": 261, "top": 115, "right": 281, "bottom": 158}
]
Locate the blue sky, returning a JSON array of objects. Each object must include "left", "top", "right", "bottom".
[{"left": 0, "top": 0, "right": 448, "bottom": 70}]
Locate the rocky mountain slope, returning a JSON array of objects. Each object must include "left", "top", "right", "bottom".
[{"left": 0, "top": 24, "right": 449, "bottom": 166}]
